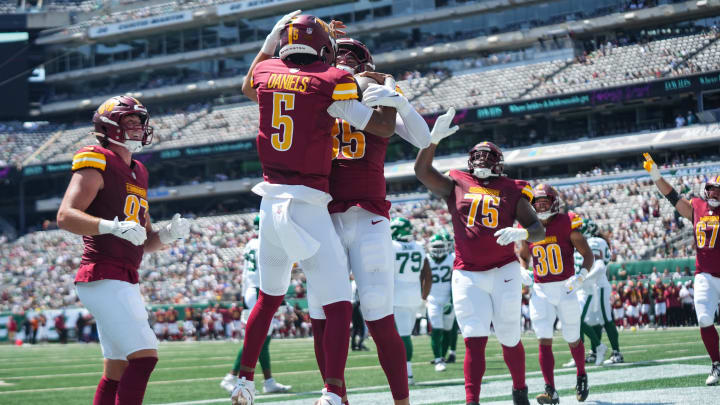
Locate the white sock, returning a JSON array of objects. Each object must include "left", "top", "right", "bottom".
[
  {"left": 407, "top": 361, "right": 413, "bottom": 377},
  {"left": 435, "top": 357, "right": 443, "bottom": 363},
  {"left": 449, "top": 350, "right": 455, "bottom": 356},
  {"left": 265, "top": 377, "right": 274, "bottom": 384}
]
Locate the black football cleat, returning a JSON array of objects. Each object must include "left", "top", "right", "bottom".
[
  {"left": 576, "top": 373, "right": 589, "bottom": 402},
  {"left": 535, "top": 384, "right": 560, "bottom": 404},
  {"left": 512, "top": 386, "right": 530, "bottom": 405},
  {"left": 446, "top": 352, "right": 457, "bottom": 363}
]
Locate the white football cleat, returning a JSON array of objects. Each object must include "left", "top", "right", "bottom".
[
  {"left": 263, "top": 377, "right": 291, "bottom": 393},
  {"left": 220, "top": 373, "right": 238, "bottom": 393},
  {"left": 231, "top": 377, "right": 256, "bottom": 405},
  {"left": 706, "top": 361, "right": 720, "bottom": 386},
  {"left": 434, "top": 360, "right": 447, "bottom": 372},
  {"left": 313, "top": 388, "right": 342, "bottom": 405},
  {"left": 563, "top": 358, "right": 576, "bottom": 367},
  {"left": 595, "top": 343, "right": 608, "bottom": 366},
  {"left": 408, "top": 375, "right": 415, "bottom": 385}
]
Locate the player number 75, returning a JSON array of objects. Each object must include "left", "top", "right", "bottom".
[{"left": 464, "top": 193, "right": 499, "bottom": 228}]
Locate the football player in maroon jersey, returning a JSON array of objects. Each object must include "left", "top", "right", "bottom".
[
  {"left": 415, "top": 130, "right": 545, "bottom": 405},
  {"left": 234, "top": 12, "right": 397, "bottom": 405},
  {"left": 517, "top": 184, "right": 595, "bottom": 404},
  {"left": 644, "top": 153, "right": 720, "bottom": 385},
  {"left": 56, "top": 96, "right": 191, "bottom": 405},
  {"left": 304, "top": 37, "right": 431, "bottom": 405}
]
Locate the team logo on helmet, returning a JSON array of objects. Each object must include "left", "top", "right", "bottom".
[
  {"left": 468, "top": 141, "right": 503, "bottom": 178},
  {"left": 703, "top": 175, "right": 720, "bottom": 207},
  {"left": 428, "top": 232, "right": 452, "bottom": 260},
  {"left": 532, "top": 183, "right": 560, "bottom": 221},
  {"left": 390, "top": 217, "right": 413, "bottom": 241},
  {"left": 92, "top": 95, "right": 153, "bottom": 153},
  {"left": 279, "top": 15, "right": 337, "bottom": 65}
]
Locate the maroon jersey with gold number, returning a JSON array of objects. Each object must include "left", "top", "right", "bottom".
[
  {"left": 447, "top": 170, "right": 534, "bottom": 271},
  {"left": 692, "top": 197, "right": 720, "bottom": 277},
  {"left": 328, "top": 119, "right": 391, "bottom": 218},
  {"left": 252, "top": 58, "right": 359, "bottom": 193},
  {"left": 73, "top": 145, "right": 149, "bottom": 284},
  {"left": 529, "top": 212, "right": 582, "bottom": 283}
]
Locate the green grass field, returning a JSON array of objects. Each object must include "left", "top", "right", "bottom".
[{"left": 0, "top": 327, "right": 716, "bottom": 404}]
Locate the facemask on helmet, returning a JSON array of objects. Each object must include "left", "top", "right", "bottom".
[{"left": 468, "top": 142, "right": 503, "bottom": 179}]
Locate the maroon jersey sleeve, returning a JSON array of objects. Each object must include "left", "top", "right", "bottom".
[
  {"left": 253, "top": 59, "right": 359, "bottom": 193},
  {"left": 692, "top": 197, "right": 720, "bottom": 277},
  {"left": 74, "top": 146, "right": 149, "bottom": 284},
  {"left": 447, "top": 171, "right": 525, "bottom": 271},
  {"left": 530, "top": 213, "right": 576, "bottom": 283}
]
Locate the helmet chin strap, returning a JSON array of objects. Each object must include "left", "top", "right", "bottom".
[
  {"left": 473, "top": 168, "right": 495, "bottom": 179},
  {"left": 106, "top": 137, "right": 143, "bottom": 153},
  {"left": 537, "top": 211, "right": 554, "bottom": 221},
  {"left": 336, "top": 64, "right": 355, "bottom": 74}
]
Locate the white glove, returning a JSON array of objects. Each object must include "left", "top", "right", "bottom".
[
  {"left": 493, "top": 227, "right": 528, "bottom": 246},
  {"left": 362, "top": 84, "right": 412, "bottom": 115},
  {"left": 520, "top": 268, "right": 534, "bottom": 286},
  {"left": 98, "top": 217, "right": 147, "bottom": 246},
  {"left": 431, "top": 107, "right": 460, "bottom": 144},
  {"left": 642, "top": 152, "right": 662, "bottom": 182},
  {"left": 261, "top": 9, "right": 302, "bottom": 55},
  {"left": 565, "top": 269, "right": 588, "bottom": 294},
  {"left": 159, "top": 213, "right": 191, "bottom": 244}
]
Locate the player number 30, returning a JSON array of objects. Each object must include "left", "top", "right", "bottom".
[{"left": 532, "top": 243, "right": 564, "bottom": 276}]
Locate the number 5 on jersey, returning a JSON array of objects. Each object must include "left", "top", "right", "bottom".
[
  {"left": 271, "top": 92, "right": 295, "bottom": 151},
  {"left": 464, "top": 193, "right": 499, "bottom": 228}
]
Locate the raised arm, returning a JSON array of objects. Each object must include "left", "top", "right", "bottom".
[
  {"left": 414, "top": 108, "right": 460, "bottom": 198},
  {"left": 643, "top": 153, "right": 693, "bottom": 221},
  {"left": 241, "top": 10, "right": 302, "bottom": 103}
]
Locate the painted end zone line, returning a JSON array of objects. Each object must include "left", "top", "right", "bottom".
[{"left": 150, "top": 355, "right": 711, "bottom": 405}]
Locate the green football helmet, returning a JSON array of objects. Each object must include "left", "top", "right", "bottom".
[
  {"left": 253, "top": 215, "right": 260, "bottom": 231},
  {"left": 428, "top": 233, "right": 450, "bottom": 260},
  {"left": 390, "top": 217, "right": 413, "bottom": 241},
  {"left": 580, "top": 218, "right": 599, "bottom": 238}
]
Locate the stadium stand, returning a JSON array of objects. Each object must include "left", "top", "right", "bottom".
[{"left": 2, "top": 164, "right": 706, "bottom": 312}]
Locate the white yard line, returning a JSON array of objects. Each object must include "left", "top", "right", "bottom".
[{"left": 148, "top": 358, "right": 710, "bottom": 405}]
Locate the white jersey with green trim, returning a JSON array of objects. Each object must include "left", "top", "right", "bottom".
[
  {"left": 427, "top": 253, "right": 454, "bottom": 302},
  {"left": 588, "top": 237, "right": 611, "bottom": 288},
  {"left": 242, "top": 238, "right": 260, "bottom": 292},
  {"left": 393, "top": 240, "right": 425, "bottom": 308}
]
